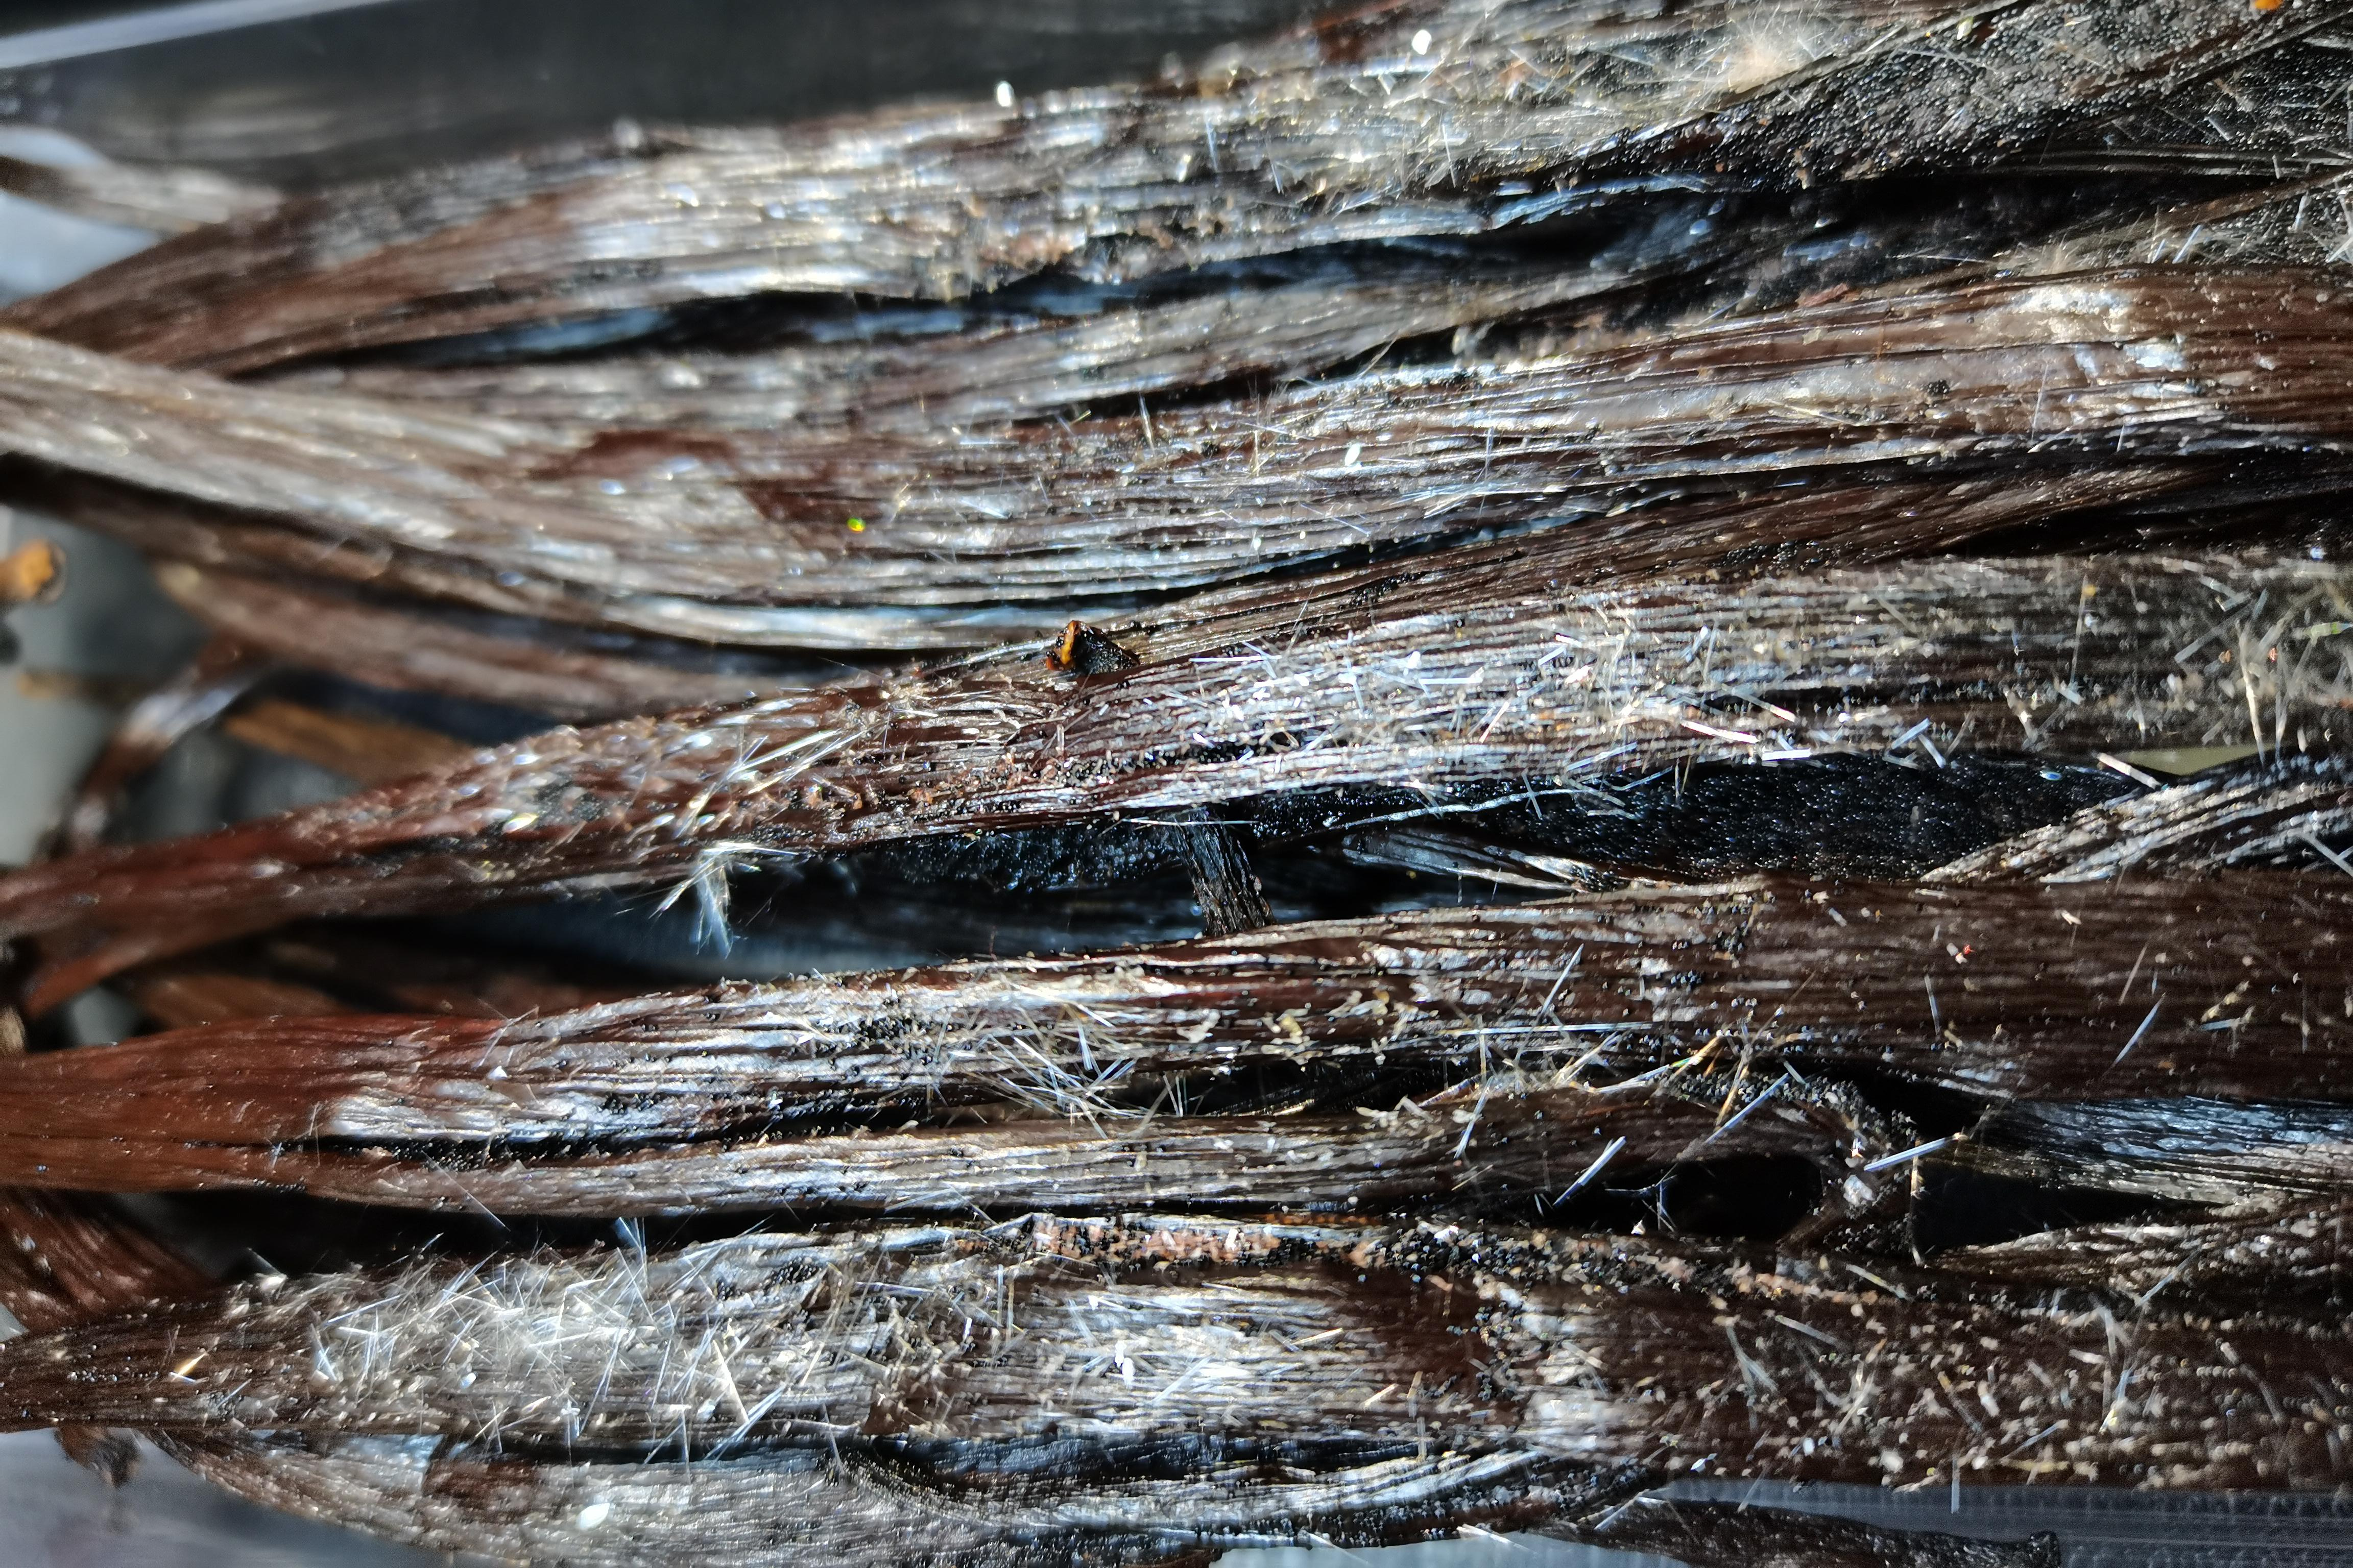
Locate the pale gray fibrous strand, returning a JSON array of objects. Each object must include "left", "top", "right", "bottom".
[
  {"left": 4, "top": 545, "right": 2347, "bottom": 1007},
  {"left": 1171, "top": 808, "right": 1273, "bottom": 937},
  {"left": 0, "top": 154, "right": 279, "bottom": 235},
  {"left": 3, "top": 270, "right": 2351, "bottom": 620},
  {"left": 11, "top": 0, "right": 2338, "bottom": 373}
]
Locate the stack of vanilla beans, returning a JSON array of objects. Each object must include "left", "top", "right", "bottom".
[{"left": 8, "top": 0, "right": 2353, "bottom": 1562}]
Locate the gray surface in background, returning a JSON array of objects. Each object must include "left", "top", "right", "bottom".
[{"left": 0, "top": 1432, "right": 466, "bottom": 1567}]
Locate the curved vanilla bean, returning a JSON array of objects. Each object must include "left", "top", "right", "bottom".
[
  {"left": 18, "top": 0, "right": 2328, "bottom": 373},
  {"left": 3, "top": 546, "right": 2346, "bottom": 1004},
  {"left": 50, "top": 635, "right": 271, "bottom": 856},
  {"left": 3, "top": 271, "right": 2345, "bottom": 616},
  {"left": 8, "top": 1215, "right": 2352, "bottom": 1493},
  {"left": 160, "top": 1422, "right": 2056, "bottom": 1567}
]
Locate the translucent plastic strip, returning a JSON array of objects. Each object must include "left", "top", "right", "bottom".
[{"left": 0, "top": 0, "right": 405, "bottom": 73}]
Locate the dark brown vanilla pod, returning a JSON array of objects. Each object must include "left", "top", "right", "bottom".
[
  {"left": 1947, "top": 1100, "right": 2353, "bottom": 1208},
  {"left": 11, "top": 1214, "right": 2353, "bottom": 1494},
  {"left": 152, "top": 566, "right": 822, "bottom": 720},
  {"left": 0, "top": 874, "right": 2341, "bottom": 1212},
  {"left": 0, "top": 1188, "right": 207, "bottom": 1336},
  {"left": 49, "top": 636, "right": 270, "bottom": 856},
  {"left": 159, "top": 1431, "right": 1612, "bottom": 1568},
  {"left": 17, "top": 463, "right": 1112, "bottom": 654},
  {"left": 9, "top": 444, "right": 2214, "bottom": 658},
  {"left": 0, "top": 1070, "right": 1890, "bottom": 1218},
  {"left": 0, "top": 1189, "right": 212, "bottom": 1488},
  {"left": 0, "top": 1195, "right": 1612, "bottom": 1562},
  {"left": 5, "top": 545, "right": 2348, "bottom": 1005},
  {"left": 8, "top": 271, "right": 2353, "bottom": 619},
  {"left": 293, "top": 250, "right": 1664, "bottom": 437},
  {"left": 15, "top": 0, "right": 2345, "bottom": 373},
  {"left": 1927, "top": 755, "right": 2353, "bottom": 884},
  {"left": 0, "top": 129, "right": 654, "bottom": 367},
  {"left": 161, "top": 1424, "right": 2055, "bottom": 1568}
]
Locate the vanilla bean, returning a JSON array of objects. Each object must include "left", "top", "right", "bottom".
[
  {"left": 155, "top": 1428, "right": 1604, "bottom": 1567},
  {"left": 152, "top": 566, "right": 821, "bottom": 720},
  {"left": 48, "top": 635, "right": 270, "bottom": 856},
  {"left": 2, "top": 546, "right": 2345, "bottom": 1005},
  {"left": 5, "top": 271, "right": 2348, "bottom": 619},
  {"left": 1951, "top": 1099, "right": 2353, "bottom": 1207},
  {"left": 0, "top": 1076, "right": 1879, "bottom": 1218},
  {"left": 0, "top": 875, "right": 2339, "bottom": 1216},
  {"left": 154, "top": 1426, "right": 2058, "bottom": 1565},
  {"left": 17, "top": 0, "right": 2328, "bottom": 373},
  {"left": 292, "top": 251, "right": 1656, "bottom": 436},
  {"left": 8, "top": 1214, "right": 2352, "bottom": 1494}
]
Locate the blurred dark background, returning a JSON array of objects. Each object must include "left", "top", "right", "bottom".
[{"left": 0, "top": 0, "right": 1315, "bottom": 182}]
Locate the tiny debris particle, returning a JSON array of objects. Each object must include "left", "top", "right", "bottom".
[
  {"left": 0, "top": 539, "right": 63, "bottom": 606},
  {"left": 1045, "top": 620, "right": 1142, "bottom": 676},
  {"left": 845, "top": 517, "right": 866, "bottom": 533}
]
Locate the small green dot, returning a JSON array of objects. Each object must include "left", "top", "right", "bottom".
[{"left": 846, "top": 517, "right": 866, "bottom": 532}]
